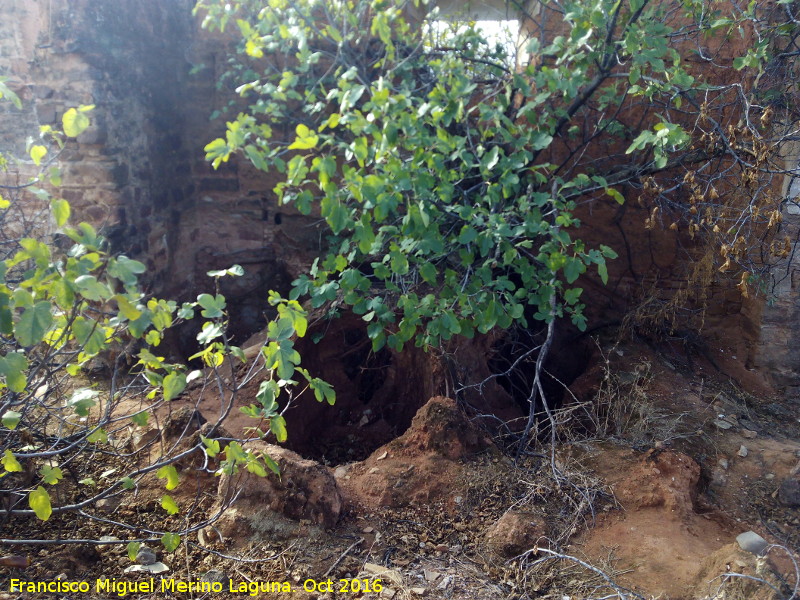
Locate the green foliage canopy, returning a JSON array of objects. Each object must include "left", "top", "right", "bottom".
[{"left": 198, "top": 0, "right": 798, "bottom": 345}]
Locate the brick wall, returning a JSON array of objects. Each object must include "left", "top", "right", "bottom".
[{"left": 0, "top": 0, "right": 321, "bottom": 341}]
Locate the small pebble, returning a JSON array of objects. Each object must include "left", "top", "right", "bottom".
[
  {"left": 135, "top": 545, "right": 157, "bottom": 566},
  {"left": 424, "top": 570, "right": 440, "bottom": 582},
  {"left": 737, "top": 445, "right": 748, "bottom": 458},
  {"left": 202, "top": 570, "right": 227, "bottom": 585}
]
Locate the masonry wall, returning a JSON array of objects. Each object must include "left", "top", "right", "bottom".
[
  {"left": 0, "top": 0, "right": 322, "bottom": 342},
  {"left": 0, "top": 0, "right": 796, "bottom": 391}
]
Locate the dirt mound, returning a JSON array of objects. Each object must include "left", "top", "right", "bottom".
[
  {"left": 385, "top": 396, "right": 491, "bottom": 459},
  {"left": 614, "top": 450, "right": 700, "bottom": 514},
  {"left": 578, "top": 446, "right": 734, "bottom": 598},
  {"left": 336, "top": 396, "right": 494, "bottom": 509},
  {"left": 213, "top": 442, "right": 342, "bottom": 542},
  {"left": 691, "top": 542, "right": 787, "bottom": 600}
]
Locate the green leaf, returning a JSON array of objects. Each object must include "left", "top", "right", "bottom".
[
  {"left": 30, "top": 145, "right": 47, "bottom": 166},
  {"left": 246, "top": 458, "right": 267, "bottom": 477},
  {"left": 157, "top": 465, "right": 180, "bottom": 490},
  {"left": 419, "top": 262, "right": 437, "bottom": 284},
  {"left": 352, "top": 136, "right": 368, "bottom": 165},
  {"left": 197, "top": 293, "right": 226, "bottom": 318},
  {"left": 87, "top": 428, "right": 108, "bottom": 443},
  {"left": 145, "top": 330, "right": 161, "bottom": 347},
  {"left": 67, "top": 388, "right": 98, "bottom": 417},
  {"left": 178, "top": 303, "right": 195, "bottom": 320},
  {"left": 14, "top": 301, "right": 53, "bottom": 346},
  {"left": 29, "top": 486, "right": 52, "bottom": 521},
  {"left": 74, "top": 275, "right": 110, "bottom": 301},
  {"left": 2, "top": 449, "right": 22, "bottom": 472},
  {"left": 121, "top": 477, "right": 136, "bottom": 490},
  {"left": 108, "top": 256, "right": 147, "bottom": 288},
  {"left": 161, "top": 494, "right": 180, "bottom": 515},
  {"left": 563, "top": 258, "right": 584, "bottom": 284},
  {"left": 0, "top": 79, "right": 22, "bottom": 109},
  {"left": 255, "top": 380, "right": 279, "bottom": 416},
  {"left": 51, "top": 198, "right": 70, "bottom": 227},
  {"left": 162, "top": 372, "right": 187, "bottom": 401},
  {"left": 206, "top": 264, "right": 245, "bottom": 278},
  {"left": 48, "top": 167, "right": 62, "bottom": 187},
  {"left": 40, "top": 465, "right": 63, "bottom": 485},
  {"left": 2, "top": 410, "right": 22, "bottom": 430},
  {"left": 114, "top": 295, "right": 142, "bottom": 321},
  {"left": 200, "top": 435, "right": 221, "bottom": 458},
  {"left": 225, "top": 441, "right": 247, "bottom": 464},
  {"left": 62, "top": 107, "right": 90, "bottom": 137},
  {"left": 309, "top": 378, "right": 336, "bottom": 405},
  {"left": 598, "top": 261, "right": 609, "bottom": 285},
  {"left": 261, "top": 452, "right": 281, "bottom": 476},
  {"left": 288, "top": 123, "right": 319, "bottom": 150},
  {"left": 270, "top": 415, "right": 288, "bottom": 442},
  {"left": 263, "top": 340, "right": 301, "bottom": 380},
  {"left": 606, "top": 188, "right": 625, "bottom": 205},
  {"left": 600, "top": 244, "right": 618, "bottom": 259},
  {"left": 161, "top": 533, "right": 181, "bottom": 553},
  {"left": 196, "top": 322, "right": 223, "bottom": 345},
  {"left": 127, "top": 542, "right": 141, "bottom": 561},
  {"left": 72, "top": 317, "right": 107, "bottom": 355},
  {"left": 267, "top": 317, "right": 295, "bottom": 342},
  {"left": 128, "top": 312, "right": 153, "bottom": 339},
  {"left": 0, "top": 352, "right": 28, "bottom": 392},
  {"left": 131, "top": 411, "right": 149, "bottom": 427}
]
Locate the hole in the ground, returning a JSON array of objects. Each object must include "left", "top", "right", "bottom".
[
  {"left": 282, "top": 315, "right": 593, "bottom": 463},
  {"left": 282, "top": 313, "right": 439, "bottom": 464},
  {"left": 488, "top": 321, "right": 593, "bottom": 418}
]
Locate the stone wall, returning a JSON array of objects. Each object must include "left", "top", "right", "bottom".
[
  {"left": 754, "top": 141, "right": 800, "bottom": 398},
  {"left": 0, "top": 0, "right": 320, "bottom": 342},
  {"left": 0, "top": 0, "right": 795, "bottom": 390}
]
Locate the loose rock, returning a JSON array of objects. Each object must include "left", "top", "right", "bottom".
[
  {"left": 135, "top": 546, "right": 157, "bottom": 566},
  {"left": 735, "top": 531, "right": 768, "bottom": 556},
  {"left": 778, "top": 478, "right": 800, "bottom": 507},
  {"left": 485, "top": 511, "right": 546, "bottom": 558},
  {"left": 423, "top": 570, "right": 440, "bottom": 583},
  {"left": 363, "top": 563, "right": 402, "bottom": 586},
  {"left": 202, "top": 570, "right": 227, "bottom": 585},
  {"left": 96, "top": 497, "right": 122, "bottom": 512},
  {"left": 124, "top": 562, "right": 169, "bottom": 574}
]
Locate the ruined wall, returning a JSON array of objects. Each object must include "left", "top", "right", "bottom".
[
  {"left": 0, "top": 0, "right": 795, "bottom": 392},
  {"left": 754, "top": 141, "right": 800, "bottom": 398},
  {"left": 0, "top": 0, "right": 321, "bottom": 342}
]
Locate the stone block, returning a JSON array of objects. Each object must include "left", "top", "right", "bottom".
[
  {"left": 77, "top": 125, "right": 108, "bottom": 145},
  {"left": 199, "top": 177, "right": 239, "bottom": 192}
]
